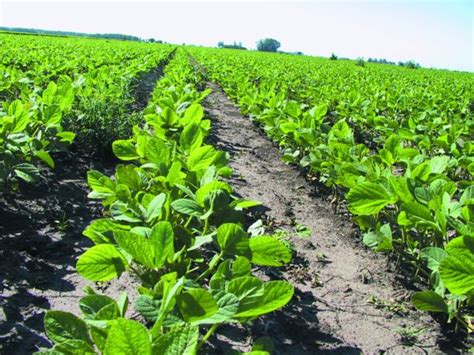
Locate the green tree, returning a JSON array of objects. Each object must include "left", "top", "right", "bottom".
[{"left": 256, "top": 38, "right": 281, "bottom": 52}]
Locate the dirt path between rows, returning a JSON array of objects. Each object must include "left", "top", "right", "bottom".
[{"left": 204, "top": 83, "right": 448, "bottom": 354}]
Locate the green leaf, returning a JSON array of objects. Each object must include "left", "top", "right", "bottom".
[
  {"left": 249, "top": 236, "right": 292, "bottom": 266},
  {"left": 227, "top": 276, "right": 264, "bottom": 312},
  {"left": 347, "top": 182, "right": 397, "bottom": 215},
  {"left": 412, "top": 291, "right": 448, "bottom": 313},
  {"left": 399, "top": 201, "right": 439, "bottom": 231},
  {"left": 196, "top": 181, "right": 232, "bottom": 205},
  {"left": 177, "top": 289, "right": 219, "bottom": 324},
  {"left": 460, "top": 186, "right": 474, "bottom": 206},
  {"left": 53, "top": 339, "right": 95, "bottom": 354},
  {"left": 146, "top": 193, "right": 166, "bottom": 223},
  {"left": 180, "top": 123, "right": 203, "bottom": 152},
  {"left": 234, "top": 281, "right": 294, "bottom": 318},
  {"left": 150, "top": 221, "right": 174, "bottom": 267},
  {"left": 14, "top": 163, "right": 40, "bottom": 183},
  {"left": 112, "top": 140, "right": 140, "bottom": 161},
  {"left": 36, "top": 150, "right": 55, "bottom": 168},
  {"left": 135, "top": 295, "right": 160, "bottom": 322},
  {"left": 171, "top": 199, "right": 204, "bottom": 217},
  {"left": 104, "top": 318, "right": 151, "bottom": 355},
  {"left": 87, "top": 170, "right": 115, "bottom": 199},
  {"left": 115, "top": 165, "right": 141, "bottom": 191},
  {"left": 217, "top": 223, "right": 250, "bottom": 256},
  {"left": 114, "top": 231, "right": 156, "bottom": 269},
  {"left": 77, "top": 244, "right": 127, "bottom": 281},
  {"left": 200, "top": 291, "right": 239, "bottom": 324},
  {"left": 183, "top": 103, "right": 204, "bottom": 124},
  {"left": 117, "top": 292, "right": 128, "bottom": 317},
  {"left": 152, "top": 325, "right": 199, "bottom": 355},
  {"left": 420, "top": 247, "right": 448, "bottom": 272},
  {"left": 187, "top": 145, "right": 216, "bottom": 172},
  {"left": 362, "top": 224, "right": 393, "bottom": 252},
  {"left": 233, "top": 199, "right": 262, "bottom": 211},
  {"left": 429, "top": 156, "right": 449, "bottom": 175},
  {"left": 56, "top": 131, "right": 76, "bottom": 144},
  {"left": 439, "top": 237, "right": 474, "bottom": 295},
  {"left": 44, "top": 311, "right": 92, "bottom": 345},
  {"left": 79, "top": 294, "right": 117, "bottom": 318}
]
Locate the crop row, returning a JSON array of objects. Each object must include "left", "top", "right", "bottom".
[
  {"left": 36, "top": 48, "right": 294, "bottom": 354},
  {"left": 0, "top": 33, "right": 173, "bottom": 191},
  {"left": 189, "top": 47, "right": 474, "bottom": 332}
]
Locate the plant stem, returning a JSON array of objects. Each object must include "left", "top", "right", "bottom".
[
  {"left": 197, "top": 324, "right": 219, "bottom": 350},
  {"left": 196, "top": 251, "right": 223, "bottom": 281},
  {"left": 184, "top": 215, "right": 193, "bottom": 228},
  {"left": 202, "top": 218, "right": 209, "bottom": 236}
]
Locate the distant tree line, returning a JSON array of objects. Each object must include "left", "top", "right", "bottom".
[
  {"left": 329, "top": 54, "right": 421, "bottom": 69},
  {"left": 217, "top": 41, "right": 247, "bottom": 50},
  {"left": 368, "top": 57, "right": 420, "bottom": 69},
  {"left": 256, "top": 38, "right": 280, "bottom": 52},
  {"left": 0, "top": 27, "right": 163, "bottom": 43}
]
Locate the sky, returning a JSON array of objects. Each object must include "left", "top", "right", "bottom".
[{"left": 0, "top": 0, "right": 472, "bottom": 71}]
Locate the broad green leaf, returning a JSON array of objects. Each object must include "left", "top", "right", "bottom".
[
  {"left": 420, "top": 247, "right": 448, "bottom": 272},
  {"left": 87, "top": 170, "right": 115, "bottom": 199},
  {"left": 234, "top": 281, "right": 294, "bottom": 318},
  {"left": 79, "top": 295, "right": 116, "bottom": 318},
  {"left": 180, "top": 123, "right": 203, "bottom": 152},
  {"left": 233, "top": 200, "right": 263, "bottom": 210},
  {"left": 439, "top": 237, "right": 474, "bottom": 295},
  {"left": 198, "top": 291, "right": 239, "bottom": 324},
  {"left": 347, "top": 182, "right": 397, "bottom": 215},
  {"left": 150, "top": 221, "right": 174, "bottom": 267},
  {"left": 14, "top": 163, "right": 40, "bottom": 183},
  {"left": 44, "top": 311, "right": 92, "bottom": 345},
  {"left": 217, "top": 223, "right": 250, "bottom": 256},
  {"left": 227, "top": 276, "right": 264, "bottom": 313},
  {"left": 187, "top": 145, "right": 216, "bottom": 172},
  {"left": 36, "top": 150, "right": 55, "bottom": 168},
  {"left": 135, "top": 295, "right": 160, "bottom": 322},
  {"left": 460, "top": 186, "right": 474, "bottom": 206},
  {"left": 115, "top": 165, "right": 141, "bottom": 191},
  {"left": 362, "top": 224, "right": 393, "bottom": 252},
  {"left": 53, "top": 339, "right": 95, "bottom": 354},
  {"left": 77, "top": 244, "right": 127, "bottom": 281},
  {"left": 146, "top": 193, "right": 166, "bottom": 223},
  {"left": 196, "top": 181, "right": 232, "bottom": 205},
  {"left": 114, "top": 231, "right": 156, "bottom": 269},
  {"left": 57, "top": 131, "right": 76, "bottom": 143},
  {"left": 429, "top": 156, "right": 449, "bottom": 175},
  {"left": 152, "top": 325, "right": 199, "bottom": 355},
  {"left": 183, "top": 103, "right": 204, "bottom": 124},
  {"left": 177, "top": 289, "right": 219, "bottom": 324},
  {"left": 104, "top": 319, "right": 151, "bottom": 355},
  {"left": 112, "top": 140, "right": 139, "bottom": 161},
  {"left": 249, "top": 236, "right": 291, "bottom": 266},
  {"left": 412, "top": 291, "right": 448, "bottom": 313},
  {"left": 171, "top": 199, "right": 204, "bottom": 216}
]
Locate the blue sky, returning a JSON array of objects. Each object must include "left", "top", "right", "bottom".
[{"left": 1, "top": 0, "right": 472, "bottom": 71}]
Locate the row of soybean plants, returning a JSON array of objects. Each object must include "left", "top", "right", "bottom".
[
  {"left": 189, "top": 47, "right": 473, "bottom": 333},
  {"left": 0, "top": 33, "right": 173, "bottom": 192},
  {"left": 38, "top": 49, "right": 294, "bottom": 354}
]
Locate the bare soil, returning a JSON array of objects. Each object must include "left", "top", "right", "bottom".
[{"left": 203, "top": 83, "right": 454, "bottom": 354}]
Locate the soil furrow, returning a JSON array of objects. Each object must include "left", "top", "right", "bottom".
[{"left": 204, "top": 82, "right": 445, "bottom": 354}]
